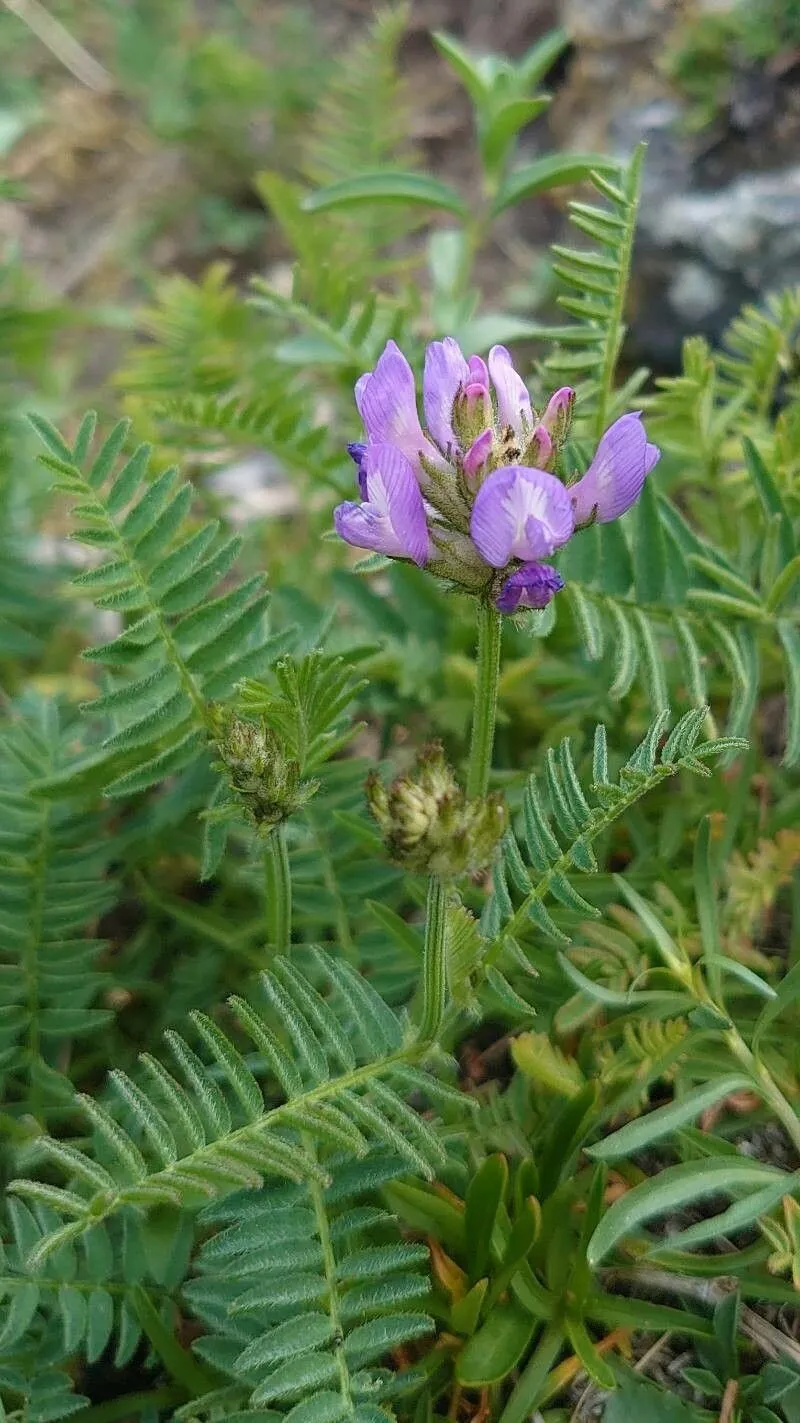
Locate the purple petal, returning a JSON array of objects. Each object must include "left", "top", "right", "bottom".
[
  {"left": 334, "top": 444, "right": 430, "bottom": 565},
  {"left": 488, "top": 345, "right": 533, "bottom": 438},
  {"left": 334, "top": 500, "right": 400, "bottom": 559},
  {"left": 423, "top": 337, "right": 469, "bottom": 453},
  {"left": 463, "top": 429, "right": 494, "bottom": 481},
  {"left": 467, "top": 354, "right": 489, "bottom": 388},
  {"left": 470, "top": 465, "right": 574, "bottom": 568},
  {"left": 354, "top": 374, "right": 371, "bottom": 418},
  {"left": 363, "top": 443, "right": 430, "bottom": 566},
  {"left": 525, "top": 425, "right": 553, "bottom": 469},
  {"left": 496, "top": 562, "right": 564, "bottom": 613},
  {"left": 358, "top": 341, "right": 443, "bottom": 474},
  {"left": 541, "top": 386, "right": 575, "bottom": 435},
  {"left": 570, "top": 413, "right": 661, "bottom": 525}
]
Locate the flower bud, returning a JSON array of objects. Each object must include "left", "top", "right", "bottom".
[
  {"left": 540, "top": 387, "right": 575, "bottom": 447},
  {"left": 366, "top": 742, "right": 506, "bottom": 877},
  {"left": 451, "top": 357, "right": 493, "bottom": 450},
  {"left": 210, "top": 707, "right": 318, "bottom": 832},
  {"left": 521, "top": 424, "right": 554, "bottom": 471},
  {"left": 463, "top": 429, "right": 494, "bottom": 483}
]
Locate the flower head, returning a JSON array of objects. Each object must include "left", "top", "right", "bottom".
[
  {"left": 366, "top": 742, "right": 506, "bottom": 877},
  {"left": 334, "top": 338, "right": 659, "bottom": 615},
  {"left": 210, "top": 708, "right": 318, "bottom": 833}
]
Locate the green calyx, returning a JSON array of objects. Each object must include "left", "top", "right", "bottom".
[
  {"left": 366, "top": 741, "right": 506, "bottom": 877},
  {"left": 210, "top": 707, "right": 319, "bottom": 832}
]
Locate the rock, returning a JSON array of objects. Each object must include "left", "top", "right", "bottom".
[{"left": 548, "top": 0, "right": 800, "bottom": 368}]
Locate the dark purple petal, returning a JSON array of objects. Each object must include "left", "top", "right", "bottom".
[
  {"left": 358, "top": 341, "right": 443, "bottom": 475},
  {"left": 463, "top": 429, "right": 493, "bottom": 481},
  {"left": 422, "top": 337, "right": 468, "bottom": 455},
  {"left": 488, "top": 345, "right": 533, "bottom": 438},
  {"left": 347, "top": 441, "right": 368, "bottom": 497},
  {"left": 570, "top": 412, "right": 660, "bottom": 525},
  {"left": 496, "top": 562, "right": 564, "bottom": 613},
  {"left": 470, "top": 464, "right": 574, "bottom": 568}
]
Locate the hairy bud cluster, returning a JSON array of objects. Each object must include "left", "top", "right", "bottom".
[
  {"left": 210, "top": 708, "right": 318, "bottom": 832},
  {"left": 366, "top": 742, "right": 506, "bottom": 878}
]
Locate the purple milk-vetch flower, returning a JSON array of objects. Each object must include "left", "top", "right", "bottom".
[
  {"left": 356, "top": 341, "right": 445, "bottom": 482},
  {"left": 337, "top": 336, "right": 660, "bottom": 616},
  {"left": 570, "top": 412, "right": 661, "bottom": 526},
  {"left": 334, "top": 443, "right": 430, "bottom": 565},
  {"left": 470, "top": 465, "right": 574, "bottom": 567},
  {"left": 496, "top": 563, "right": 564, "bottom": 613}
]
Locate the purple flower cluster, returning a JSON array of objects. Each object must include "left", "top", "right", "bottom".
[{"left": 334, "top": 338, "right": 660, "bottom": 613}]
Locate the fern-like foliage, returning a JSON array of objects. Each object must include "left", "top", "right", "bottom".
[
  {"left": 157, "top": 385, "right": 344, "bottom": 491},
  {"left": 483, "top": 709, "right": 746, "bottom": 955},
  {"left": 552, "top": 446, "right": 799, "bottom": 755},
  {"left": 183, "top": 1153, "right": 433, "bottom": 1415},
  {"left": 114, "top": 262, "right": 268, "bottom": 408},
  {"left": 521, "top": 150, "right": 798, "bottom": 745},
  {"left": 645, "top": 288, "right": 800, "bottom": 469},
  {"left": 238, "top": 651, "right": 369, "bottom": 773},
  {"left": 538, "top": 146, "right": 648, "bottom": 436},
  {"left": 29, "top": 412, "right": 290, "bottom": 801},
  {"left": 0, "top": 694, "right": 116, "bottom": 1109},
  {"left": 9, "top": 952, "right": 461, "bottom": 1267},
  {"left": 0, "top": 1201, "right": 158, "bottom": 1411},
  {"left": 250, "top": 258, "right": 413, "bottom": 378},
  {"left": 304, "top": 6, "right": 413, "bottom": 188}
]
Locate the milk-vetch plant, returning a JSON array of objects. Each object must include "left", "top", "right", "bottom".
[{"left": 1, "top": 13, "right": 800, "bottom": 1423}]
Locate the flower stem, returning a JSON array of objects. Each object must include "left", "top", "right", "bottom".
[
  {"left": 264, "top": 822, "right": 291, "bottom": 956},
  {"left": 726, "top": 1026, "right": 800, "bottom": 1159},
  {"left": 467, "top": 600, "right": 502, "bottom": 800},
  {"left": 417, "top": 875, "right": 449, "bottom": 1045}
]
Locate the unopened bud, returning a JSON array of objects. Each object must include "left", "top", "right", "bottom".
[
  {"left": 540, "top": 387, "right": 575, "bottom": 448},
  {"left": 521, "top": 424, "right": 554, "bottom": 471},
  {"left": 463, "top": 429, "right": 494, "bottom": 483},
  {"left": 366, "top": 742, "right": 506, "bottom": 877},
  {"left": 210, "top": 707, "right": 318, "bottom": 833},
  {"left": 452, "top": 357, "right": 493, "bottom": 450}
]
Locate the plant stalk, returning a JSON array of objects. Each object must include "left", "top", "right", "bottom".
[
  {"left": 725, "top": 1026, "right": 800, "bottom": 1159},
  {"left": 467, "top": 600, "right": 502, "bottom": 799},
  {"left": 417, "top": 875, "right": 449, "bottom": 1045},
  {"left": 265, "top": 822, "right": 292, "bottom": 956}
]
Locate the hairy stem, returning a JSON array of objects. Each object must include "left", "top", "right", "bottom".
[
  {"left": 725, "top": 1026, "right": 800, "bottom": 1158},
  {"left": 417, "top": 876, "right": 449, "bottom": 1045},
  {"left": 264, "top": 823, "right": 291, "bottom": 956},
  {"left": 467, "top": 600, "right": 502, "bottom": 800}
]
